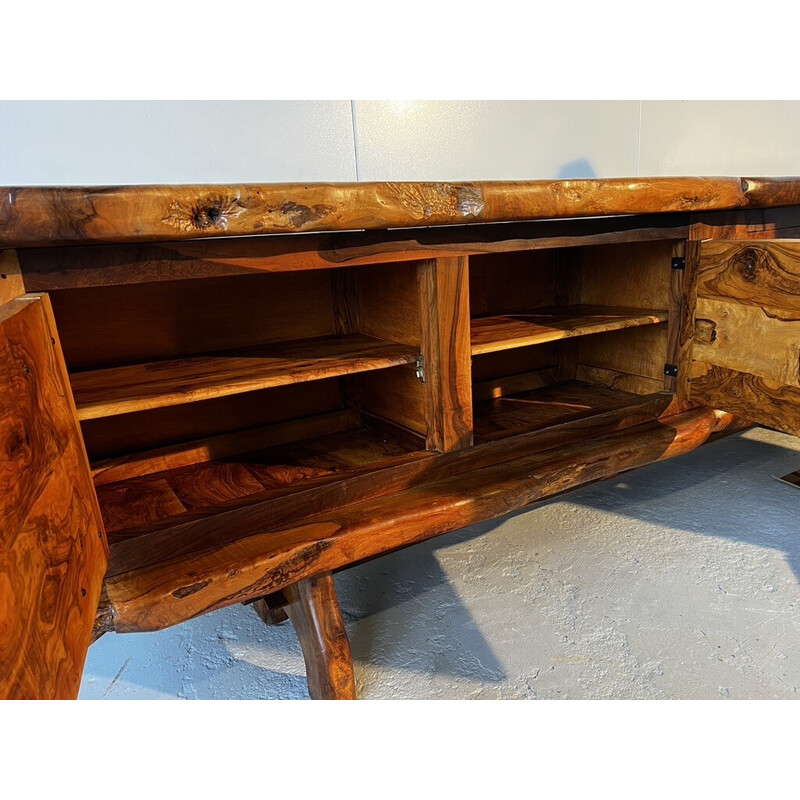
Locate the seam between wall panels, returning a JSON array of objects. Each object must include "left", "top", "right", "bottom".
[
  {"left": 635, "top": 100, "right": 643, "bottom": 177},
  {"left": 350, "top": 100, "right": 362, "bottom": 181}
]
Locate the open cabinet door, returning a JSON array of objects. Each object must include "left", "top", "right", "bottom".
[
  {"left": 681, "top": 240, "right": 800, "bottom": 435},
  {"left": 0, "top": 271, "right": 107, "bottom": 699}
]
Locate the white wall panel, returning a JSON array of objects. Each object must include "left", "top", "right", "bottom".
[
  {"left": 354, "top": 100, "right": 640, "bottom": 182},
  {"left": 640, "top": 101, "right": 800, "bottom": 177},
  {"left": 0, "top": 101, "right": 357, "bottom": 185}
]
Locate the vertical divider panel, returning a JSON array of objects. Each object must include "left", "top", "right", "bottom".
[
  {"left": 417, "top": 256, "right": 474, "bottom": 452},
  {"left": 663, "top": 240, "right": 686, "bottom": 393}
]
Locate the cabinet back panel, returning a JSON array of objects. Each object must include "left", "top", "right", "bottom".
[
  {"left": 578, "top": 240, "right": 677, "bottom": 309},
  {"left": 49, "top": 272, "right": 336, "bottom": 371},
  {"left": 81, "top": 378, "right": 344, "bottom": 460},
  {"left": 357, "top": 261, "right": 421, "bottom": 346},
  {"left": 577, "top": 324, "right": 668, "bottom": 387},
  {"left": 469, "top": 251, "right": 557, "bottom": 317},
  {"left": 471, "top": 343, "right": 557, "bottom": 383}
]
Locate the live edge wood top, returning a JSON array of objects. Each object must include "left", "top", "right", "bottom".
[{"left": 3, "top": 177, "right": 800, "bottom": 247}]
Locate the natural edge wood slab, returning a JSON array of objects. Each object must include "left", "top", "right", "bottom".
[
  {"left": 470, "top": 305, "right": 668, "bottom": 355},
  {"left": 99, "top": 407, "right": 739, "bottom": 635},
  {"left": 70, "top": 334, "right": 418, "bottom": 420},
  {"left": 3, "top": 177, "right": 799, "bottom": 247}
]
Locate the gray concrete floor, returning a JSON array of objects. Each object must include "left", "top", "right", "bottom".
[{"left": 80, "top": 426, "right": 800, "bottom": 700}]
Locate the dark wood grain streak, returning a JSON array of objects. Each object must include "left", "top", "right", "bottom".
[
  {"left": 71, "top": 334, "right": 418, "bottom": 420},
  {"left": 0, "top": 180, "right": 724, "bottom": 248},
  {"left": 100, "top": 407, "right": 738, "bottom": 634},
  {"left": 0, "top": 295, "right": 107, "bottom": 699},
  {"left": 104, "top": 389, "right": 671, "bottom": 579},
  {"left": 418, "top": 257, "right": 474, "bottom": 452},
  {"left": 283, "top": 573, "right": 356, "bottom": 700},
  {"left": 2, "top": 178, "right": 783, "bottom": 248},
  {"left": 15, "top": 215, "right": 693, "bottom": 289},
  {"left": 689, "top": 362, "right": 800, "bottom": 433}
]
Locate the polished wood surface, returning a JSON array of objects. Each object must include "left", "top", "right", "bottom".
[
  {"left": 4, "top": 177, "right": 799, "bottom": 247},
  {"left": 418, "top": 257, "right": 474, "bottom": 451},
  {"left": 0, "top": 295, "right": 107, "bottom": 699},
  {"left": 470, "top": 305, "right": 668, "bottom": 355},
  {"left": 684, "top": 240, "right": 800, "bottom": 435},
  {"left": 70, "top": 334, "right": 417, "bottom": 420},
  {"left": 99, "top": 407, "right": 737, "bottom": 634},
  {"left": 5, "top": 182, "right": 800, "bottom": 700},
  {"left": 96, "top": 424, "right": 421, "bottom": 537},
  {"left": 16, "top": 214, "right": 693, "bottom": 290},
  {"left": 283, "top": 573, "right": 356, "bottom": 700},
  {"left": 473, "top": 380, "right": 659, "bottom": 444}
]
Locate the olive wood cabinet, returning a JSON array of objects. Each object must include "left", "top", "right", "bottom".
[{"left": 3, "top": 177, "right": 800, "bottom": 699}]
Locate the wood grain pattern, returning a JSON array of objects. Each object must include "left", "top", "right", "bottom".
[
  {"left": 96, "top": 425, "right": 421, "bottom": 537},
  {"left": 664, "top": 243, "right": 686, "bottom": 392},
  {"left": 91, "top": 408, "right": 360, "bottom": 486},
  {"left": 690, "top": 362, "right": 800, "bottom": 434},
  {"left": 0, "top": 178, "right": 762, "bottom": 247},
  {"left": 0, "top": 250, "right": 25, "bottom": 303},
  {"left": 283, "top": 573, "right": 356, "bottom": 700},
  {"left": 574, "top": 364, "right": 666, "bottom": 395},
  {"left": 104, "top": 389, "right": 671, "bottom": 584},
  {"left": 473, "top": 380, "right": 656, "bottom": 444},
  {"left": 101, "top": 406, "right": 734, "bottom": 634},
  {"left": 16, "top": 214, "right": 692, "bottom": 290},
  {"left": 0, "top": 295, "right": 107, "bottom": 699},
  {"left": 49, "top": 270, "right": 335, "bottom": 372},
  {"left": 695, "top": 240, "right": 800, "bottom": 314},
  {"left": 82, "top": 379, "right": 344, "bottom": 461},
  {"left": 471, "top": 367, "right": 558, "bottom": 403},
  {"left": 468, "top": 250, "right": 557, "bottom": 318},
  {"left": 70, "top": 334, "right": 418, "bottom": 420},
  {"left": 684, "top": 240, "right": 800, "bottom": 432},
  {"left": 470, "top": 305, "right": 668, "bottom": 356},
  {"left": 693, "top": 297, "right": 800, "bottom": 387},
  {"left": 418, "top": 257, "right": 474, "bottom": 451}
]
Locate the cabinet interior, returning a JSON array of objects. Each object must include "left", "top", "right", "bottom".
[{"left": 44, "top": 239, "right": 680, "bottom": 545}]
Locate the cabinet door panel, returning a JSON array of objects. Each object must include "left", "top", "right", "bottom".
[
  {"left": 0, "top": 294, "right": 106, "bottom": 699},
  {"left": 682, "top": 241, "right": 800, "bottom": 435}
]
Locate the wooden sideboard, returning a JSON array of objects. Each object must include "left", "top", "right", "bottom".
[{"left": 3, "top": 177, "right": 800, "bottom": 700}]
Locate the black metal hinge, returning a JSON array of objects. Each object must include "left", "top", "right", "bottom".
[
  {"left": 664, "top": 363, "right": 678, "bottom": 377},
  {"left": 671, "top": 257, "right": 686, "bottom": 270}
]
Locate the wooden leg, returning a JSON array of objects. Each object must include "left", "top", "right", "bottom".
[{"left": 284, "top": 572, "right": 357, "bottom": 700}]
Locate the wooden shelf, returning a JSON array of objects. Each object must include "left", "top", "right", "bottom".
[
  {"left": 96, "top": 420, "right": 427, "bottom": 539},
  {"left": 473, "top": 379, "right": 663, "bottom": 444},
  {"left": 470, "top": 305, "right": 668, "bottom": 356},
  {"left": 70, "top": 334, "right": 418, "bottom": 421}
]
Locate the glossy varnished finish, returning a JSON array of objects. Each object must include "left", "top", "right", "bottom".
[
  {"left": 683, "top": 240, "right": 800, "bottom": 435},
  {"left": 418, "top": 257, "right": 474, "bottom": 451},
  {"left": 283, "top": 573, "right": 356, "bottom": 700},
  {"left": 4, "top": 177, "right": 800, "bottom": 248},
  {"left": 0, "top": 295, "right": 107, "bottom": 699},
  {"left": 98, "top": 407, "right": 735, "bottom": 635},
  {"left": 470, "top": 305, "right": 668, "bottom": 355},
  {"left": 70, "top": 335, "right": 417, "bottom": 420},
  {"left": 5, "top": 181, "right": 800, "bottom": 700}
]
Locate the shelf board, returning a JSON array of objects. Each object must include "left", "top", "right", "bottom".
[
  {"left": 97, "top": 423, "right": 425, "bottom": 539},
  {"left": 470, "top": 304, "right": 668, "bottom": 356},
  {"left": 71, "top": 334, "right": 418, "bottom": 421},
  {"left": 473, "top": 379, "right": 662, "bottom": 444}
]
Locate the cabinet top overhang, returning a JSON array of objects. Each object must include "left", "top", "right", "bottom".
[{"left": 2, "top": 176, "right": 800, "bottom": 247}]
